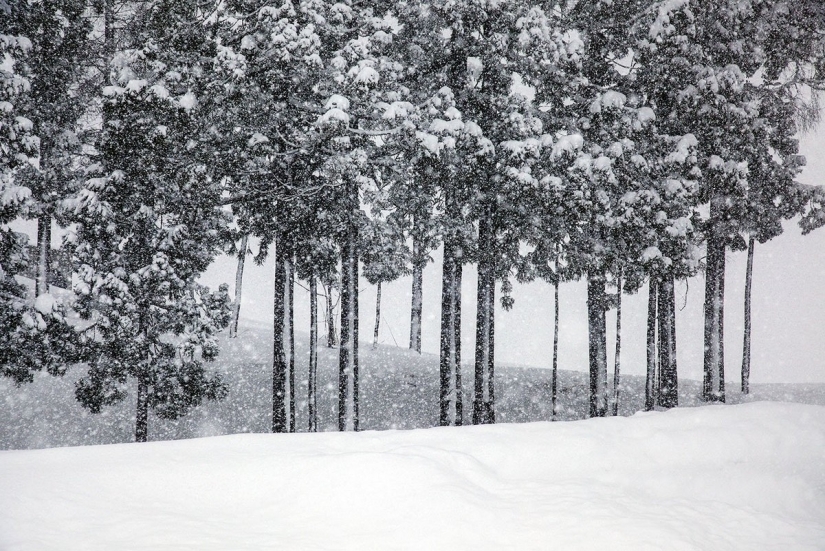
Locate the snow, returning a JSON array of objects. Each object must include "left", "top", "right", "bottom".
[
  {"left": 178, "top": 91, "right": 197, "bottom": 111},
  {"left": 247, "top": 132, "right": 269, "bottom": 147},
  {"left": 642, "top": 246, "right": 663, "bottom": 262},
  {"left": 416, "top": 131, "right": 440, "bottom": 154},
  {"left": 33, "top": 293, "right": 56, "bottom": 315},
  {"left": 324, "top": 94, "right": 350, "bottom": 111},
  {"left": 0, "top": 402, "right": 822, "bottom": 549}
]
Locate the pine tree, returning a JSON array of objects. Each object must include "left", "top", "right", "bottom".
[
  {"left": 71, "top": 0, "right": 231, "bottom": 442},
  {"left": 7, "top": 0, "right": 91, "bottom": 298}
]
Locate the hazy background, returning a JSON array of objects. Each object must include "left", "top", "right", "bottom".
[{"left": 197, "top": 130, "right": 825, "bottom": 386}]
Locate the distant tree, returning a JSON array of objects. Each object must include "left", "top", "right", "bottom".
[{"left": 361, "top": 215, "right": 410, "bottom": 350}]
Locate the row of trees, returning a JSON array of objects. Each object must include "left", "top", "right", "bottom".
[{"left": 1, "top": 0, "right": 824, "bottom": 441}]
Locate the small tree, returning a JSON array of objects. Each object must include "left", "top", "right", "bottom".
[{"left": 361, "top": 216, "right": 410, "bottom": 350}]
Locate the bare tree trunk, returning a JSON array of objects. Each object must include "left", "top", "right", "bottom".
[
  {"left": 339, "top": 182, "right": 360, "bottom": 431},
  {"left": 135, "top": 374, "right": 149, "bottom": 443},
  {"left": 703, "top": 197, "right": 726, "bottom": 402},
  {"left": 741, "top": 236, "right": 754, "bottom": 395},
  {"left": 103, "top": 0, "right": 115, "bottom": 67},
  {"left": 308, "top": 276, "right": 318, "bottom": 432},
  {"left": 287, "top": 257, "right": 295, "bottom": 433},
  {"left": 439, "top": 241, "right": 463, "bottom": 426},
  {"left": 552, "top": 268, "right": 559, "bottom": 421},
  {"left": 409, "top": 231, "right": 424, "bottom": 353},
  {"left": 645, "top": 278, "right": 658, "bottom": 411},
  {"left": 325, "top": 280, "right": 337, "bottom": 348},
  {"left": 373, "top": 281, "right": 381, "bottom": 350},
  {"left": 657, "top": 275, "right": 679, "bottom": 408},
  {"left": 36, "top": 214, "right": 51, "bottom": 297},
  {"left": 272, "top": 238, "right": 289, "bottom": 433},
  {"left": 612, "top": 272, "right": 622, "bottom": 416},
  {"left": 473, "top": 204, "right": 496, "bottom": 425},
  {"left": 439, "top": 192, "right": 464, "bottom": 427},
  {"left": 229, "top": 235, "right": 248, "bottom": 338},
  {"left": 587, "top": 270, "right": 608, "bottom": 418}
]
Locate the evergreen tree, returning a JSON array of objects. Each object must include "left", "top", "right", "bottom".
[
  {"left": 71, "top": 0, "right": 231, "bottom": 442},
  {"left": 7, "top": 0, "right": 91, "bottom": 297}
]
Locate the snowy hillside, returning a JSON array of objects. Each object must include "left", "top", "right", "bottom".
[
  {"left": 1, "top": 402, "right": 823, "bottom": 550},
  {"left": 2, "top": 320, "right": 824, "bottom": 450}
]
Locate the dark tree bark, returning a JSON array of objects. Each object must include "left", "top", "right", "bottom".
[
  {"left": 325, "top": 279, "right": 337, "bottom": 348},
  {"left": 611, "top": 272, "right": 622, "bottom": 417},
  {"left": 103, "top": 0, "right": 115, "bottom": 66},
  {"left": 645, "top": 279, "right": 658, "bottom": 411},
  {"left": 373, "top": 281, "right": 381, "bottom": 350},
  {"left": 229, "top": 234, "right": 248, "bottom": 338},
  {"left": 439, "top": 200, "right": 463, "bottom": 426},
  {"left": 36, "top": 214, "right": 51, "bottom": 297},
  {"left": 338, "top": 182, "right": 360, "bottom": 431},
  {"left": 741, "top": 236, "right": 755, "bottom": 395},
  {"left": 703, "top": 197, "right": 726, "bottom": 402},
  {"left": 587, "top": 271, "right": 608, "bottom": 418},
  {"left": 308, "top": 276, "right": 318, "bottom": 432},
  {"left": 409, "top": 230, "right": 424, "bottom": 353},
  {"left": 272, "top": 239, "right": 289, "bottom": 433},
  {"left": 552, "top": 269, "right": 559, "bottom": 421},
  {"left": 135, "top": 374, "right": 149, "bottom": 443},
  {"left": 473, "top": 201, "right": 496, "bottom": 425},
  {"left": 657, "top": 275, "right": 678, "bottom": 408},
  {"left": 288, "top": 259, "right": 295, "bottom": 433}
]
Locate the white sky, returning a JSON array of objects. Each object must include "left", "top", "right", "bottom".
[{"left": 199, "top": 129, "right": 825, "bottom": 385}]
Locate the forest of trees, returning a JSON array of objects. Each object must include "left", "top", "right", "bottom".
[{"left": 2, "top": 0, "right": 825, "bottom": 442}]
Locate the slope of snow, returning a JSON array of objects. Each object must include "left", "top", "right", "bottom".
[
  {"left": 1, "top": 402, "right": 823, "bottom": 550},
  {"left": 2, "top": 320, "right": 825, "bottom": 449}
]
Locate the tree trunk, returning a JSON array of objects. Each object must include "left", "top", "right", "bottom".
[
  {"left": 325, "top": 280, "right": 337, "bottom": 348},
  {"left": 645, "top": 278, "right": 658, "bottom": 411},
  {"left": 409, "top": 231, "right": 424, "bottom": 353},
  {"left": 741, "top": 236, "right": 754, "bottom": 395},
  {"left": 587, "top": 271, "right": 608, "bottom": 418},
  {"left": 103, "top": 0, "right": 115, "bottom": 68},
  {"left": 473, "top": 204, "right": 496, "bottom": 425},
  {"left": 36, "top": 214, "right": 51, "bottom": 297},
  {"left": 229, "top": 234, "right": 248, "bottom": 338},
  {"left": 135, "top": 375, "right": 149, "bottom": 443},
  {"left": 552, "top": 269, "right": 559, "bottom": 421},
  {"left": 703, "top": 197, "right": 726, "bottom": 402},
  {"left": 308, "top": 276, "right": 318, "bottom": 432},
  {"left": 287, "top": 257, "right": 295, "bottom": 433},
  {"left": 657, "top": 275, "right": 678, "bottom": 408},
  {"left": 373, "top": 281, "right": 382, "bottom": 350},
  {"left": 272, "top": 238, "right": 291, "bottom": 433},
  {"left": 612, "top": 272, "right": 622, "bottom": 417},
  {"left": 338, "top": 182, "right": 360, "bottom": 431},
  {"left": 439, "top": 239, "right": 463, "bottom": 426}
]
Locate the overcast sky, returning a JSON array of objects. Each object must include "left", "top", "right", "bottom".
[{"left": 198, "top": 129, "right": 825, "bottom": 386}]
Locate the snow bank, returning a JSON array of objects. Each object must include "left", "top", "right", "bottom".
[{"left": 1, "top": 402, "right": 823, "bottom": 550}]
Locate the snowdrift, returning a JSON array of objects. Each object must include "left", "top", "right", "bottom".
[{"left": 1, "top": 402, "right": 824, "bottom": 550}]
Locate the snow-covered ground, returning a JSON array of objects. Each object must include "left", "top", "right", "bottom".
[
  {"left": 2, "top": 319, "right": 824, "bottom": 449},
  {"left": 1, "top": 402, "right": 823, "bottom": 550}
]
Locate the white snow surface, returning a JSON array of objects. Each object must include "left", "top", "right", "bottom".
[{"left": 0, "top": 402, "right": 823, "bottom": 550}]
